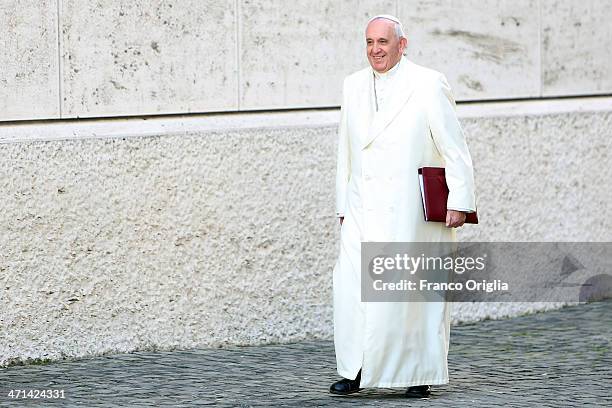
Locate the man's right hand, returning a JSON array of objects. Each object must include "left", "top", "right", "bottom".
[{"left": 339, "top": 217, "right": 344, "bottom": 226}]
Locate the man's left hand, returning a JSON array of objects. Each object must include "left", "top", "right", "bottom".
[{"left": 446, "top": 210, "right": 466, "bottom": 228}]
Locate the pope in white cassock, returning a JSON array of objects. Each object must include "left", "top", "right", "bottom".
[{"left": 330, "top": 15, "right": 477, "bottom": 398}]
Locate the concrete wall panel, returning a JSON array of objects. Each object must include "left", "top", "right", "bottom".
[
  {"left": 399, "top": 0, "right": 540, "bottom": 100},
  {"left": 2, "top": 1, "right": 612, "bottom": 121},
  {"left": 238, "top": 0, "right": 395, "bottom": 109},
  {"left": 0, "top": 0, "right": 59, "bottom": 121},
  {"left": 542, "top": 0, "right": 612, "bottom": 96},
  {"left": 60, "top": 0, "right": 237, "bottom": 118}
]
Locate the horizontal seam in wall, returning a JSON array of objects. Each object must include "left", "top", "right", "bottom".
[
  {"left": 2, "top": 93, "right": 612, "bottom": 127},
  {"left": 1, "top": 96, "right": 611, "bottom": 144},
  {"left": 0, "top": 123, "right": 339, "bottom": 145}
]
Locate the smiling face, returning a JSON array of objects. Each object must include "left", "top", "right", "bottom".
[{"left": 365, "top": 18, "right": 407, "bottom": 73}]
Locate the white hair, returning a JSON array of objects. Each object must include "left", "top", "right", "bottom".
[{"left": 367, "top": 14, "right": 406, "bottom": 40}]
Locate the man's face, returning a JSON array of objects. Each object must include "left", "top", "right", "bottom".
[{"left": 365, "top": 19, "right": 407, "bottom": 73}]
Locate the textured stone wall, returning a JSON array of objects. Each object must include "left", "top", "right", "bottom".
[
  {"left": 1, "top": 102, "right": 610, "bottom": 365},
  {"left": 1, "top": 0, "right": 611, "bottom": 120}
]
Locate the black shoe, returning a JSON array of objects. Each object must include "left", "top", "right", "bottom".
[
  {"left": 329, "top": 370, "right": 363, "bottom": 395},
  {"left": 405, "top": 384, "right": 431, "bottom": 398}
]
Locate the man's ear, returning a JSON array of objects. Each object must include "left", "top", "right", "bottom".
[{"left": 399, "top": 37, "right": 408, "bottom": 53}]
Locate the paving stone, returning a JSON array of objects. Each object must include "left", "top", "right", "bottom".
[{"left": 0, "top": 300, "right": 610, "bottom": 407}]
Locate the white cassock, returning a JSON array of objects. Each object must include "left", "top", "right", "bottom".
[{"left": 333, "top": 56, "right": 476, "bottom": 388}]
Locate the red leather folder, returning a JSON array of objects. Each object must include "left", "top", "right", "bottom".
[{"left": 418, "top": 167, "right": 478, "bottom": 224}]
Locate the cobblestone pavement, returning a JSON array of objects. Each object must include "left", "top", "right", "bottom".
[{"left": 1, "top": 300, "right": 610, "bottom": 407}]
